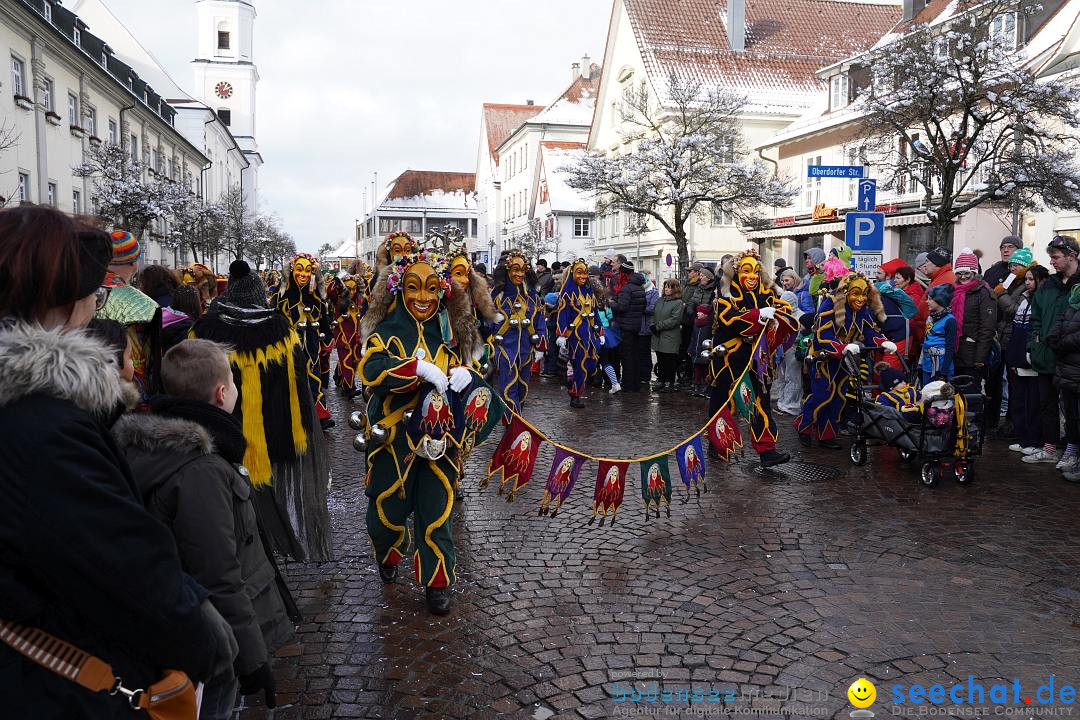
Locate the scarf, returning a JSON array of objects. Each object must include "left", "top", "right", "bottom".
[
  {"left": 150, "top": 395, "right": 248, "bottom": 464},
  {"left": 950, "top": 277, "right": 984, "bottom": 338}
]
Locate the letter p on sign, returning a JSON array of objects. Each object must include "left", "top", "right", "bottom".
[{"left": 845, "top": 212, "right": 884, "bottom": 252}]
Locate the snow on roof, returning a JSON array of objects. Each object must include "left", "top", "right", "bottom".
[
  {"left": 331, "top": 239, "right": 359, "bottom": 258},
  {"left": 532, "top": 64, "right": 601, "bottom": 126},
  {"left": 541, "top": 143, "right": 594, "bottom": 214},
  {"left": 69, "top": 0, "right": 194, "bottom": 101},
  {"left": 381, "top": 171, "right": 476, "bottom": 210}
]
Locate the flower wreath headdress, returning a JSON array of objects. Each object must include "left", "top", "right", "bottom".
[
  {"left": 291, "top": 251, "right": 320, "bottom": 270},
  {"left": 505, "top": 249, "right": 529, "bottom": 268},
  {"left": 385, "top": 248, "right": 452, "bottom": 298}
]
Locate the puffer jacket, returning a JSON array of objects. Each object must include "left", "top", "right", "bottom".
[
  {"left": 612, "top": 272, "right": 647, "bottom": 333},
  {"left": 114, "top": 404, "right": 294, "bottom": 677},
  {"left": 651, "top": 295, "right": 684, "bottom": 354},
  {"left": 0, "top": 322, "right": 221, "bottom": 720},
  {"left": 1029, "top": 272, "right": 1080, "bottom": 374},
  {"left": 954, "top": 281, "right": 998, "bottom": 368},
  {"left": 1048, "top": 301, "right": 1080, "bottom": 391},
  {"left": 994, "top": 268, "right": 1029, "bottom": 352},
  {"left": 681, "top": 272, "right": 716, "bottom": 325}
]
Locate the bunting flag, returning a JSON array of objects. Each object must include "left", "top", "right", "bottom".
[
  {"left": 751, "top": 328, "right": 770, "bottom": 383},
  {"left": 639, "top": 457, "right": 672, "bottom": 520},
  {"left": 539, "top": 448, "right": 586, "bottom": 517},
  {"left": 706, "top": 407, "right": 743, "bottom": 462},
  {"left": 675, "top": 435, "right": 708, "bottom": 497},
  {"left": 485, "top": 415, "right": 542, "bottom": 502},
  {"left": 591, "top": 460, "right": 628, "bottom": 526},
  {"left": 732, "top": 373, "right": 756, "bottom": 422}
]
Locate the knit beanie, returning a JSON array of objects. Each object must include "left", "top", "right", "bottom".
[
  {"left": 1000, "top": 235, "right": 1023, "bottom": 249},
  {"left": 927, "top": 246, "right": 951, "bottom": 268},
  {"left": 76, "top": 229, "right": 113, "bottom": 300},
  {"left": 877, "top": 364, "right": 905, "bottom": 391},
  {"left": 953, "top": 248, "right": 979, "bottom": 274},
  {"left": 928, "top": 283, "right": 954, "bottom": 307},
  {"left": 109, "top": 230, "right": 141, "bottom": 265},
  {"left": 619, "top": 260, "right": 635, "bottom": 273},
  {"left": 913, "top": 252, "right": 929, "bottom": 268},
  {"left": 804, "top": 247, "right": 826, "bottom": 266},
  {"left": 222, "top": 260, "right": 268, "bottom": 308},
  {"left": 1008, "top": 247, "right": 1033, "bottom": 267}
]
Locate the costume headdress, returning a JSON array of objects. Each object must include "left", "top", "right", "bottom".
[
  {"left": 109, "top": 230, "right": 141, "bottom": 265},
  {"left": 832, "top": 271, "right": 885, "bottom": 327},
  {"left": 725, "top": 248, "right": 774, "bottom": 293}
]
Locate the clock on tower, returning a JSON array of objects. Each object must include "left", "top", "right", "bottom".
[{"left": 215, "top": 81, "right": 233, "bottom": 99}]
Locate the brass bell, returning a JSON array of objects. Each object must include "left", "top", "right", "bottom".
[
  {"left": 513, "top": 302, "right": 522, "bottom": 310},
  {"left": 404, "top": 409, "right": 414, "bottom": 422},
  {"left": 303, "top": 306, "right": 312, "bottom": 313},
  {"left": 369, "top": 424, "right": 389, "bottom": 445},
  {"left": 480, "top": 361, "right": 493, "bottom": 379},
  {"left": 494, "top": 334, "right": 505, "bottom": 343},
  {"left": 509, "top": 318, "right": 520, "bottom": 327},
  {"left": 530, "top": 334, "right": 541, "bottom": 346},
  {"left": 700, "top": 350, "right": 711, "bottom": 359},
  {"left": 352, "top": 433, "right": 367, "bottom": 453},
  {"left": 348, "top": 411, "right": 364, "bottom": 430},
  {"left": 701, "top": 339, "right": 713, "bottom": 350}
]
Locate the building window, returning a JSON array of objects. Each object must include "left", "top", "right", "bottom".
[
  {"left": 846, "top": 145, "right": 868, "bottom": 202},
  {"left": 43, "top": 78, "right": 53, "bottom": 111},
  {"left": 43, "top": 2, "right": 52, "bottom": 22},
  {"left": 990, "top": 13, "right": 1018, "bottom": 51},
  {"left": 573, "top": 217, "right": 591, "bottom": 237},
  {"left": 169, "top": 158, "right": 176, "bottom": 180},
  {"left": 47, "top": 182, "right": 56, "bottom": 207},
  {"left": 86, "top": 107, "right": 97, "bottom": 137},
  {"left": 711, "top": 203, "right": 734, "bottom": 227},
  {"left": 613, "top": 210, "right": 621, "bottom": 235},
  {"left": 67, "top": 94, "right": 79, "bottom": 126},
  {"left": 73, "top": 189, "right": 82, "bottom": 213},
  {"left": 108, "top": 118, "right": 117, "bottom": 145},
  {"left": 101, "top": 50, "right": 108, "bottom": 66},
  {"left": 130, "top": 133, "right": 139, "bottom": 161},
  {"left": 804, "top": 155, "right": 822, "bottom": 208},
  {"left": 11, "top": 56, "right": 25, "bottom": 97},
  {"left": 17, "top": 173, "right": 29, "bottom": 202},
  {"left": 218, "top": 31, "right": 230, "bottom": 50},
  {"left": 829, "top": 74, "right": 848, "bottom": 110},
  {"left": 73, "top": 28, "right": 81, "bottom": 47},
  {"left": 218, "top": 108, "right": 231, "bottom": 126}
]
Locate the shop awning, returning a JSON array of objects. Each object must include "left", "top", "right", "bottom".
[{"left": 745, "top": 211, "right": 933, "bottom": 240}]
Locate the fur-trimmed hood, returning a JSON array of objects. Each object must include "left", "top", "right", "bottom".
[
  {"left": 112, "top": 414, "right": 214, "bottom": 457},
  {"left": 0, "top": 321, "right": 124, "bottom": 417}
]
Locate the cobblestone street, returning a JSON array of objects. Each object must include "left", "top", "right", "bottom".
[{"left": 249, "top": 378, "right": 1080, "bottom": 720}]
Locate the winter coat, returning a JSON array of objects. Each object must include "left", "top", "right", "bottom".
[
  {"left": 1029, "top": 272, "right": 1079, "bottom": 374},
  {"left": 875, "top": 284, "right": 916, "bottom": 343},
  {"left": 536, "top": 269, "right": 555, "bottom": 296},
  {"left": 913, "top": 263, "right": 956, "bottom": 341},
  {"left": 993, "top": 270, "right": 1028, "bottom": 352},
  {"left": 114, "top": 410, "right": 293, "bottom": 677},
  {"left": 0, "top": 322, "right": 219, "bottom": 720},
  {"left": 681, "top": 275, "right": 716, "bottom": 325},
  {"left": 793, "top": 278, "right": 816, "bottom": 316},
  {"left": 640, "top": 285, "right": 659, "bottom": 335},
  {"left": 983, "top": 260, "right": 1012, "bottom": 291},
  {"left": 651, "top": 296, "right": 684, "bottom": 354},
  {"left": 612, "top": 272, "right": 647, "bottom": 333},
  {"left": 954, "top": 282, "right": 998, "bottom": 368},
  {"left": 1048, "top": 304, "right": 1080, "bottom": 392}
]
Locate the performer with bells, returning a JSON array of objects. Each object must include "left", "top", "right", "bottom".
[
  {"left": 276, "top": 252, "right": 334, "bottom": 430},
  {"left": 358, "top": 249, "right": 499, "bottom": 616},
  {"left": 491, "top": 250, "right": 546, "bottom": 416},
  {"left": 796, "top": 271, "right": 896, "bottom": 448},
  {"left": 556, "top": 258, "right": 605, "bottom": 408},
  {"left": 707, "top": 250, "right": 798, "bottom": 469}
]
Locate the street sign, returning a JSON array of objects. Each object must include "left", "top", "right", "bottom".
[
  {"left": 857, "top": 179, "right": 877, "bottom": 211},
  {"left": 845, "top": 211, "right": 885, "bottom": 252},
  {"left": 852, "top": 253, "right": 884, "bottom": 277},
  {"left": 665, "top": 253, "right": 673, "bottom": 267},
  {"left": 807, "top": 165, "right": 866, "bottom": 179}
]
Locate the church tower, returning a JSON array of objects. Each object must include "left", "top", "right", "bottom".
[{"left": 192, "top": 0, "right": 262, "bottom": 213}]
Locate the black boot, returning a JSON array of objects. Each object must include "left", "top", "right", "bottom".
[
  {"left": 569, "top": 396, "right": 585, "bottom": 408},
  {"left": 819, "top": 438, "right": 842, "bottom": 450},
  {"left": 320, "top": 416, "right": 336, "bottom": 431},
  {"left": 378, "top": 563, "right": 398, "bottom": 583},
  {"left": 426, "top": 586, "right": 452, "bottom": 615},
  {"left": 759, "top": 449, "right": 790, "bottom": 468},
  {"left": 799, "top": 433, "right": 812, "bottom": 448}
]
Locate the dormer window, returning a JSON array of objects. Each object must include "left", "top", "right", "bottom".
[
  {"left": 73, "top": 28, "right": 81, "bottom": 47},
  {"left": 990, "top": 12, "right": 1018, "bottom": 51},
  {"left": 218, "top": 31, "right": 230, "bottom": 50},
  {"left": 101, "top": 50, "right": 108, "bottom": 66},
  {"left": 43, "top": 3, "right": 52, "bottom": 22},
  {"left": 830, "top": 73, "right": 849, "bottom": 110}
]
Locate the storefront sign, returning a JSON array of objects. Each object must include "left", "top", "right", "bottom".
[
  {"left": 772, "top": 217, "right": 796, "bottom": 227},
  {"left": 811, "top": 204, "right": 838, "bottom": 221}
]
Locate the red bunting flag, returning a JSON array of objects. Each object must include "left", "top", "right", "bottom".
[
  {"left": 706, "top": 407, "right": 743, "bottom": 462},
  {"left": 591, "top": 460, "right": 628, "bottom": 526},
  {"left": 486, "top": 416, "right": 542, "bottom": 502}
]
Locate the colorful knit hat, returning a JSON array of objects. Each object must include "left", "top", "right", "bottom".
[
  {"left": 954, "top": 248, "right": 979, "bottom": 274},
  {"left": 109, "top": 230, "right": 141, "bottom": 265},
  {"left": 1008, "top": 247, "right": 1033, "bottom": 267}
]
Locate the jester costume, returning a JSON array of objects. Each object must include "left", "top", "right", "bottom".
[
  {"left": 180, "top": 263, "right": 218, "bottom": 311},
  {"left": 491, "top": 251, "right": 546, "bottom": 416},
  {"left": 707, "top": 251, "right": 797, "bottom": 468},
  {"left": 276, "top": 253, "right": 334, "bottom": 428},
  {"left": 556, "top": 259, "right": 604, "bottom": 408},
  {"left": 796, "top": 272, "right": 891, "bottom": 445},
  {"left": 445, "top": 245, "right": 499, "bottom": 372},
  {"left": 333, "top": 273, "right": 365, "bottom": 398},
  {"left": 358, "top": 249, "right": 501, "bottom": 615}
]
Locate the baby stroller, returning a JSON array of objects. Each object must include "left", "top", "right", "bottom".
[{"left": 845, "top": 347, "right": 985, "bottom": 487}]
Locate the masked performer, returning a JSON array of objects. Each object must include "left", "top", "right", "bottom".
[
  {"left": 491, "top": 251, "right": 546, "bottom": 416},
  {"left": 180, "top": 263, "right": 219, "bottom": 312},
  {"left": 192, "top": 261, "right": 333, "bottom": 562},
  {"left": 276, "top": 253, "right": 334, "bottom": 430},
  {"left": 707, "top": 250, "right": 798, "bottom": 468},
  {"left": 358, "top": 248, "right": 501, "bottom": 615},
  {"left": 796, "top": 271, "right": 895, "bottom": 448},
  {"left": 555, "top": 258, "right": 604, "bottom": 408},
  {"left": 446, "top": 244, "right": 500, "bottom": 371},
  {"left": 334, "top": 273, "right": 365, "bottom": 399}
]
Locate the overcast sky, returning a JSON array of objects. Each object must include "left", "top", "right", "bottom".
[{"left": 99, "top": 0, "right": 613, "bottom": 252}]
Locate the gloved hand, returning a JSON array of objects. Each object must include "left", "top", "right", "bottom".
[
  {"left": 533, "top": 350, "right": 544, "bottom": 364},
  {"left": 556, "top": 336, "right": 567, "bottom": 349},
  {"left": 416, "top": 360, "right": 448, "bottom": 393},
  {"left": 599, "top": 335, "right": 606, "bottom": 346},
  {"left": 881, "top": 341, "right": 897, "bottom": 353},
  {"left": 449, "top": 366, "right": 472, "bottom": 392},
  {"left": 843, "top": 343, "right": 861, "bottom": 355},
  {"left": 493, "top": 313, "right": 506, "bottom": 324},
  {"left": 200, "top": 599, "right": 238, "bottom": 679},
  {"left": 238, "top": 663, "right": 277, "bottom": 708},
  {"left": 758, "top": 306, "right": 776, "bottom": 322}
]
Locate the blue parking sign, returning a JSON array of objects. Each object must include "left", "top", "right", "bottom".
[{"left": 845, "top": 212, "right": 884, "bottom": 252}]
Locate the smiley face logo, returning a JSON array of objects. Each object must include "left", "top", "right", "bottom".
[{"left": 848, "top": 678, "right": 876, "bottom": 709}]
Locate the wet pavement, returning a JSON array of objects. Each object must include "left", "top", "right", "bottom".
[{"left": 243, "top": 376, "right": 1080, "bottom": 720}]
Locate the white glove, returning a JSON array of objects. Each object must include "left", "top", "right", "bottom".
[
  {"left": 449, "top": 366, "right": 472, "bottom": 392},
  {"left": 759, "top": 306, "right": 777, "bottom": 322},
  {"left": 415, "top": 359, "right": 448, "bottom": 393},
  {"left": 493, "top": 313, "right": 506, "bottom": 324},
  {"left": 599, "top": 335, "right": 606, "bottom": 346},
  {"left": 556, "top": 336, "right": 567, "bottom": 349},
  {"left": 533, "top": 350, "right": 544, "bottom": 364},
  {"left": 881, "top": 341, "right": 897, "bottom": 354},
  {"left": 844, "top": 343, "right": 861, "bottom": 355}
]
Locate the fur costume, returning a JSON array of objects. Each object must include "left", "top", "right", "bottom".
[
  {"left": 276, "top": 253, "right": 332, "bottom": 422},
  {"left": 490, "top": 251, "right": 547, "bottom": 416},
  {"left": 333, "top": 274, "right": 365, "bottom": 393}
]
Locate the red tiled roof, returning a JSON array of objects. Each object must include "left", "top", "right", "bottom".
[
  {"left": 385, "top": 170, "right": 475, "bottom": 200},
  {"left": 482, "top": 104, "right": 543, "bottom": 162},
  {"left": 541, "top": 141, "right": 587, "bottom": 150},
  {"left": 623, "top": 0, "right": 901, "bottom": 106},
  {"left": 558, "top": 64, "right": 602, "bottom": 102}
]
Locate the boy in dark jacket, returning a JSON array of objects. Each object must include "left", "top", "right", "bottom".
[
  {"left": 612, "top": 270, "right": 647, "bottom": 391},
  {"left": 114, "top": 340, "right": 294, "bottom": 719}
]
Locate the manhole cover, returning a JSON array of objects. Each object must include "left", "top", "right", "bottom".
[{"left": 756, "top": 461, "right": 842, "bottom": 482}]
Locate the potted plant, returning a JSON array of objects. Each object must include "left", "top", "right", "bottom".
[
  {"left": 70, "top": 124, "right": 86, "bottom": 138},
  {"left": 13, "top": 94, "right": 34, "bottom": 111},
  {"left": 45, "top": 110, "right": 61, "bottom": 125}
]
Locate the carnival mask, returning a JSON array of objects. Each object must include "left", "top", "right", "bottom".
[
  {"left": 572, "top": 263, "right": 588, "bottom": 287},
  {"left": 182, "top": 270, "right": 196, "bottom": 286},
  {"left": 403, "top": 261, "right": 441, "bottom": 321},
  {"left": 388, "top": 233, "right": 413, "bottom": 261},
  {"left": 450, "top": 256, "right": 471, "bottom": 288},
  {"left": 293, "top": 257, "right": 314, "bottom": 289},
  {"left": 847, "top": 278, "right": 869, "bottom": 311},
  {"left": 508, "top": 257, "right": 527, "bottom": 286},
  {"left": 738, "top": 259, "right": 760, "bottom": 292}
]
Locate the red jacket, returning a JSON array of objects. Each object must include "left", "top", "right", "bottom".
[{"left": 911, "top": 264, "right": 955, "bottom": 352}]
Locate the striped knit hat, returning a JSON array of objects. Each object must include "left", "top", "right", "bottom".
[
  {"left": 954, "top": 248, "right": 979, "bottom": 274},
  {"left": 109, "top": 230, "right": 141, "bottom": 265}
]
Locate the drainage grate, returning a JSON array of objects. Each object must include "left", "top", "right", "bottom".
[{"left": 756, "top": 461, "right": 843, "bottom": 482}]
